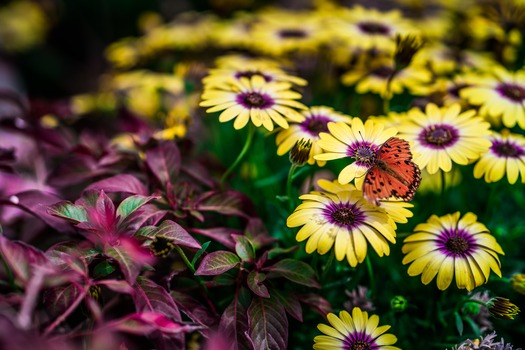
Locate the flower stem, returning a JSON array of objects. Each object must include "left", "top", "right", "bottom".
[
  {"left": 286, "top": 164, "right": 299, "bottom": 212},
  {"left": 365, "top": 255, "right": 376, "bottom": 298},
  {"left": 321, "top": 250, "right": 335, "bottom": 283},
  {"left": 174, "top": 245, "right": 196, "bottom": 273},
  {"left": 220, "top": 125, "right": 256, "bottom": 189}
]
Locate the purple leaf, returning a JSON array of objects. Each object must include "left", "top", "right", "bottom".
[
  {"left": 247, "top": 271, "right": 270, "bottom": 298},
  {"left": 195, "top": 251, "right": 240, "bottom": 276},
  {"left": 145, "top": 141, "right": 181, "bottom": 188},
  {"left": 106, "top": 312, "right": 200, "bottom": 336},
  {"left": 271, "top": 289, "right": 302, "bottom": 322},
  {"left": 47, "top": 201, "right": 87, "bottom": 224},
  {"left": 155, "top": 220, "right": 201, "bottom": 249},
  {"left": 219, "top": 297, "right": 251, "bottom": 350},
  {"left": 83, "top": 174, "right": 148, "bottom": 195},
  {"left": 43, "top": 283, "right": 84, "bottom": 319},
  {"left": 105, "top": 237, "right": 154, "bottom": 283},
  {"left": 8, "top": 190, "right": 75, "bottom": 233},
  {"left": 233, "top": 235, "right": 255, "bottom": 262},
  {"left": 265, "top": 259, "right": 320, "bottom": 288},
  {"left": 0, "top": 235, "right": 48, "bottom": 285},
  {"left": 248, "top": 296, "right": 288, "bottom": 350},
  {"left": 244, "top": 218, "right": 276, "bottom": 249},
  {"left": 170, "top": 290, "right": 218, "bottom": 327},
  {"left": 298, "top": 293, "right": 333, "bottom": 316},
  {"left": 189, "top": 227, "right": 239, "bottom": 250},
  {"left": 196, "top": 190, "right": 255, "bottom": 218},
  {"left": 96, "top": 279, "right": 134, "bottom": 294},
  {"left": 133, "top": 277, "right": 181, "bottom": 322}
]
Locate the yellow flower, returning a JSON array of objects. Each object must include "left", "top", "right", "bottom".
[
  {"left": 287, "top": 187, "right": 396, "bottom": 267},
  {"left": 461, "top": 66, "right": 525, "bottom": 129},
  {"left": 314, "top": 308, "right": 400, "bottom": 350},
  {"left": 397, "top": 103, "right": 492, "bottom": 174},
  {"left": 473, "top": 129, "right": 525, "bottom": 184},
  {"left": 276, "top": 106, "right": 352, "bottom": 166},
  {"left": 200, "top": 75, "right": 307, "bottom": 131},
  {"left": 315, "top": 118, "right": 398, "bottom": 187},
  {"left": 403, "top": 212, "right": 504, "bottom": 291}
]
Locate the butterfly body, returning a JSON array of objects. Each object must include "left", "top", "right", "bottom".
[{"left": 363, "top": 137, "right": 421, "bottom": 204}]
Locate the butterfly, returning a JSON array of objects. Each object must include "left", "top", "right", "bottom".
[{"left": 363, "top": 137, "right": 421, "bottom": 204}]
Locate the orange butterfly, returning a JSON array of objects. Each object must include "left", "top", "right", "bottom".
[{"left": 363, "top": 137, "right": 421, "bottom": 204}]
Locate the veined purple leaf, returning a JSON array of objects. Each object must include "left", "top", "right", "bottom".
[
  {"left": 43, "top": 283, "right": 84, "bottom": 319},
  {"left": 219, "top": 297, "right": 251, "bottom": 350},
  {"left": 116, "top": 195, "right": 158, "bottom": 225},
  {"left": 96, "top": 279, "right": 134, "bottom": 294},
  {"left": 145, "top": 141, "right": 181, "bottom": 188},
  {"left": 244, "top": 218, "right": 276, "bottom": 249},
  {"left": 106, "top": 312, "right": 200, "bottom": 336},
  {"left": 270, "top": 289, "right": 302, "bottom": 322},
  {"left": 195, "top": 190, "right": 255, "bottom": 218},
  {"left": 48, "top": 201, "right": 87, "bottom": 224},
  {"left": 82, "top": 190, "right": 117, "bottom": 234},
  {"left": 248, "top": 296, "right": 288, "bottom": 350},
  {"left": 298, "top": 293, "right": 332, "bottom": 316},
  {"left": 10, "top": 190, "right": 76, "bottom": 233},
  {"left": 195, "top": 251, "right": 241, "bottom": 276},
  {"left": 170, "top": 290, "right": 218, "bottom": 327},
  {"left": 155, "top": 220, "right": 201, "bottom": 249},
  {"left": 233, "top": 235, "right": 255, "bottom": 263},
  {"left": 247, "top": 271, "right": 270, "bottom": 298},
  {"left": 0, "top": 235, "right": 48, "bottom": 285},
  {"left": 189, "top": 227, "right": 239, "bottom": 250},
  {"left": 265, "top": 259, "right": 320, "bottom": 288},
  {"left": 83, "top": 174, "right": 148, "bottom": 196},
  {"left": 134, "top": 277, "right": 181, "bottom": 322},
  {"left": 105, "top": 237, "right": 154, "bottom": 283}
]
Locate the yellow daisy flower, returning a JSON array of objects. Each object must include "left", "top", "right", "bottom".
[
  {"left": 275, "top": 106, "right": 352, "bottom": 166},
  {"left": 248, "top": 9, "right": 328, "bottom": 56},
  {"left": 402, "top": 212, "right": 504, "bottom": 291},
  {"left": 316, "top": 179, "right": 414, "bottom": 225},
  {"left": 314, "top": 308, "right": 400, "bottom": 350},
  {"left": 397, "top": 103, "right": 492, "bottom": 174},
  {"left": 287, "top": 188, "right": 396, "bottom": 267},
  {"left": 473, "top": 129, "right": 525, "bottom": 184},
  {"left": 460, "top": 66, "right": 525, "bottom": 129},
  {"left": 314, "top": 119, "right": 398, "bottom": 187},
  {"left": 200, "top": 75, "right": 307, "bottom": 131}
]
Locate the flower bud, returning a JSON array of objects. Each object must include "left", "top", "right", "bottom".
[
  {"left": 289, "top": 138, "right": 312, "bottom": 167},
  {"left": 511, "top": 273, "right": 525, "bottom": 295},
  {"left": 487, "top": 297, "right": 520, "bottom": 320},
  {"left": 390, "top": 295, "right": 408, "bottom": 313}
]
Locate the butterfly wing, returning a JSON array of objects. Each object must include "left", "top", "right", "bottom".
[{"left": 363, "top": 137, "right": 421, "bottom": 203}]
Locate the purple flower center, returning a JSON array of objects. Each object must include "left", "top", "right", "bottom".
[
  {"left": 492, "top": 140, "right": 525, "bottom": 158},
  {"left": 235, "top": 70, "right": 273, "bottom": 82},
  {"left": 342, "top": 332, "right": 377, "bottom": 350},
  {"left": 437, "top": 229, "right": 476, "bottom": 257},
  {"left": 418, "top": 124, "right": 458, "bottom": 148},
  {"left": 497, "top": 83, "right": 525, "bottom": 102},
  {"left": 300, "top": 115, "right": 330, "bottom": 135},
  {"left": 358, "top": 21, "right": 390, "bottom": 35},
  {"left": 237, "top": 92, "right": 273, "bottom": 109},
  {"left": 349, "top": 142, "right": 379, "bottom": 167},
  {"left": 371, "top": 66, "right": 395, "bottom": 78},
  {"left": 324, "top": 202, "right": 364, "bottom": 228},
  {"left": 279, "top": 28, "right": 307, "bottom": 38}
]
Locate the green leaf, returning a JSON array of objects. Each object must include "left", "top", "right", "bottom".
[
  {"left": 93, "top": 261, "right": 116, "bottom": 278},
  {"left": 47, "top": 201, "right": 87, "bottom": 223},
  {"left": 234, "top": 235, "right": 255, "bottom": 262},
  {"left": 266, "top": 259, "right": 320, "bottom": 288},
  {"left": 195, "top": 251, "right": 240, "bottom": 276},
  {"left": 454, "top": 311, "right": 464, "bottom": 336},
  {"left": 191, "top": 241, "right": 210, "bottom": 267}
]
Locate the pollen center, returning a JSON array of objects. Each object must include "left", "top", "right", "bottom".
[
  {"left": 350, "top": 340, "right": 371, "bottom": 350},
  {"left": 279, "top": 29, "right": 307, "bottom": 38},
  {"left": 493, "top": 141, "right": 524, "bottom": 158},
  {"left": 332, "top": 208, "right": 356, "bottom": 225},
  {"left": 371, "top": 66, "right": 395, "bottom": 78},
  {"left": 420, "top": 124, "right": 458, "bottom": 148},
  {"left": 445, "top": 235, "right": 470, "bottom": 255},
  {"left": 354, "top": 145, "right": 377, "bottom": 166},
  {"left": 303, "top": 117, "right": 329, "bottom": 134},
  {"left": 498, "top": 83, "right": 525, "bottom": 102},
  {"left": 240, "top": 92, "right": 272, "bottom": 108},
  {"left": 358, "top": 21, "right": 390, "bottom": 35}
]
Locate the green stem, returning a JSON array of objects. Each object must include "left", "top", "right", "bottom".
[
  {"left": 174, "top": 245, "right": 196, "bottom": 273},
  {"left": 220, "top": 125, "right": 256, "bottom": 189},
  {"left": 286, "top": 164, "right": 299, "bottom": 212},
  {"left": 321, "top": 250, "right": 335, "bottom": 284},
  {"left": 439, "top": 170, "right": 446, "bottom": 214},
  {"left": 382, "top": 96, "right": 391, "bottom": 115},
  {"left": 365, "top": 255, "right": 376, "bottom": 298}
]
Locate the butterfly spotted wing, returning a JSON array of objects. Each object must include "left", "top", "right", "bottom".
[{"left": 363, "top": 137, "right": 421, "bottom": 204}]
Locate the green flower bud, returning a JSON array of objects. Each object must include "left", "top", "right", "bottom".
[{"left": 390, "top": 295, "right": 408, "bottom": 313}]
